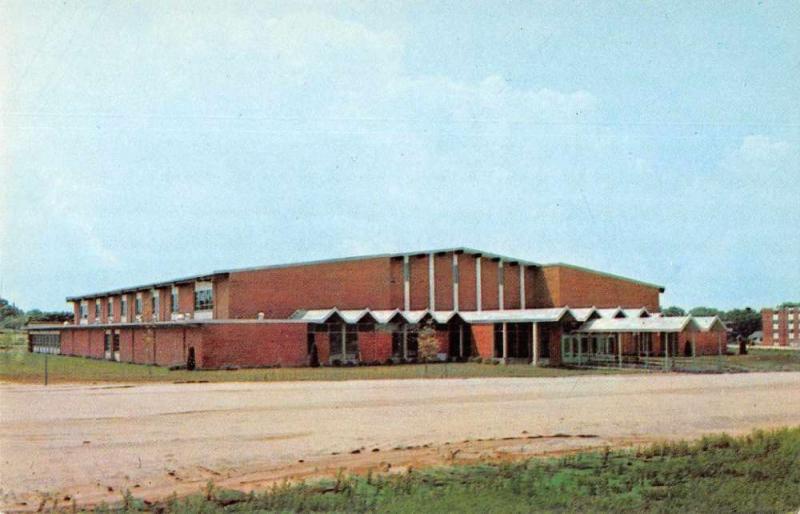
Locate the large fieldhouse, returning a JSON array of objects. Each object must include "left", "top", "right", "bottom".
[{"left": 28, "top": 247, "right": 727, "bottom": 369}]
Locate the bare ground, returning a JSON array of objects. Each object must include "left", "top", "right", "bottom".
[{"left": 1, "top": 372, "right": 799, "bottom": 511}]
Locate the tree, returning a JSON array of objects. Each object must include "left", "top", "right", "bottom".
[
  {"left": 689, "top": 306, "right": 723, "bottom": 317},
  {"left": 722, "top": 308, "right": 761, "bottom": 340},
  {"left": 417, "top": 321, "right": 439, "bottom": 375},
  {"left": 0, "top": 296, "right": 73, "bottom": 329},
  {"left": 661, "top": 306, "right": 686, "bottom": 317},
  {"left": 779, "top": 301, "right": 800, "bottom": 308}
]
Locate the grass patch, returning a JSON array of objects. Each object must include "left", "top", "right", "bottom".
[
  {"left": 694, "top": 347, "right": 800, "bottom": 372},
  {"left": 0, "top": 351, "right": 634, "bottom": 384},
  {"left": 94, "top": 427, "right": 800, "bottom": 513}
]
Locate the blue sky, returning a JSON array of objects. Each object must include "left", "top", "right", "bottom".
[{"left": 1, "top": 0, "right": 798, "bottom": 311}]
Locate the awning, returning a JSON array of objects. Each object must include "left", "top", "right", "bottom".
[
  {"left": 460, "top": 308, "right": 572, "bottom": 324},
  {"left": 576, "top": 316, "right": 698, "bottom": 333},
  {"left": 596, "top": 307, "right": 626, "bottom": 319},
  {"left": 693, "top": 316, "right": 727, "bottom": 332},
  {"left": 569, "top": 307, "right": 598, "bottom": 322}
]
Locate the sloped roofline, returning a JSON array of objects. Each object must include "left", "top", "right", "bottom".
[
  {"left": 65, "top": 247, "right": 663, "bottom": 301},
  {"left": 66, "top": 247, "right": 537, "bottom": 301},
  {"left": 542, "top": 262, "right": 665, "bottom": 292}
]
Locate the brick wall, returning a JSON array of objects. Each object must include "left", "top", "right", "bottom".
[
  {"left": 409, "top": 255, "right": 429, "bottom": 310},
  {"left": 472, "top": 324, "right": 494, "bottom": 358},
  {"left": 481, "top": 260, "right": 500, "bottom": 310},
  {"left": 228, "top": 257, "right": 395, "bottom": 319},
  {"left": 153, "top": 327, "right": 190, "bottom": 366},
  {"left": 458, "top": 254, "right": 477, "bottom": 311},
  {"left": 199, "top": 323, "right": 308, "bottom": 368},
  {"left": 434, "top": 254, "right": 453, "bottom": 310},
  {"left": 213, "top": 277, "right": 230, "bottom": 320},
  {"left": 358, "top": 329, "right": 393, "bottom": 363},
  {"left": 178, "top": 284, "right": 194, "bottom": 315},
  {"left": 119, "top": 328, "right": 134, "bottom": 362},
  {"left": 504, "top": 263, "right": 521, "bottom": 309},
  {"left": 542, "top": 265, "right": 660, "bottom": 311}
]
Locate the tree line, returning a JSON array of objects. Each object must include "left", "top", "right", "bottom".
[
  {"left": 659, "top": 303, "right": 798, "bottom": 340},
  {"left": 0, "top": 297, "right": 72, "bottom": 330}
]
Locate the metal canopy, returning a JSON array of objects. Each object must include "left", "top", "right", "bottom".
[
  {"left": 460, "top": 308, "right": 572, "bottom": 324},
  {"left": 576, "top": 316, "right": 699, "bottom": 333}
]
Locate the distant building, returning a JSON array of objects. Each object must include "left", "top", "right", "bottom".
[{"left": 761, "top": 306, "right": 800, "bottom": 347}]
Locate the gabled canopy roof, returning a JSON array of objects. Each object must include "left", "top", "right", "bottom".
[
  {"left": 568, "top": 307, "right": 598, "bottom": 322},
  {"left": 577, "top": 316, "right": 699, "bottom": 333},
  {"left": 693, "top": 316, "right": 727, "bottom": 332},
  {"left": 290, "top": 307, "right": 573, "bottom": 325},
  {"left": 622, "top": 308, "right": 650, "bottom": 318},
  {"left": 369, "top": 309, "right": 403, "bottom": 324},
  {"left": 596, "top": 307, "right": 626, "bottom": 319},
  {"left": 460, "top": 308, "right": 573, "bottom": 324}
]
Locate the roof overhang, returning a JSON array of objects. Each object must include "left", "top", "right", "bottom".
[{"left": 576, "top": 315, "right": 700, "bottom": 333}]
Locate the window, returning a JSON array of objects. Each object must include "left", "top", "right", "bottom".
[
  {"left": 135, "top": 294, "right": 142, "bottom": 315},
  {"left": 120, "top": 297, "right": 128, "bottom": 318},
  {"left": 171, "top": 287, "right": 179, "bottom": 313},
  {"left": 194, "top": 283, "right": 213, "bottom": 311},
  {"left": 94, "top": 301, "right": 100, "bottom": 318},
  {"left": 151, "top": 291, "right": 159, "bottom": 318},
  {"left": 80, "top": 302, "right": 88, "bottom": 319},
  {"left": 107, "top": 299, "right": 113, "bottom": 318}
]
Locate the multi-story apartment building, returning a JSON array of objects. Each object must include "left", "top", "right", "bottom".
[{"left": 762, "top": 306, "right": 800, "bottom": 347}]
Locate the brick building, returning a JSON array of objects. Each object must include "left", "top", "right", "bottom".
[
  {"left": 28, "top": 248, "right": 726, "bottom": 368},
  {"left": 761, "top": 306, "right": 800, "bottom": 347}
]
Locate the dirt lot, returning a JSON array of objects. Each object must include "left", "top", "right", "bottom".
[{"left": 2, "top": 372, "right": 799, "bottom": 510}]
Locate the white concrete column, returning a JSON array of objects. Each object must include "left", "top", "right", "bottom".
[
  {"left": 452, "top": 253, "right": 459, "bottom": 311},
  {"left": 531, "top": 322, "right": 539, "bottom": 366},
  {"left": 498, "top": 261, "right": 504, "bottom": 310},
  {"left": 403, "top": 255, "right": 410, "bottom": 311},
  {"left": 476, "top": 257, "right": 482, "bottom": 311},
  {"left": 341, "top": 324, "right": 347, "bottom": 360},
  {"left": 502, "top": 322, "right": 508, "bottom": 363},
  {"left": 428, "top": 253, "right": 435, "bottom": 310},
  {"left": 519, "top": 266, "right": 526, "bottom": 309}
]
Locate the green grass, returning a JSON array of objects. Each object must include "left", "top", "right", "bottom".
[
  {"left": 693, "top": 347, "right": 800, "bottom": 372},
  {"left": 0, "top": 330, "right": 26, "bottom": 351},
  {"left": 95, "top": 427, "right": 800, "bottom": 513},
  {"left": 0, "top": 350, "right": 633, "bottom": 384},
  {"left": 3, "top": 335, "right": 798, "bottom": 384}
]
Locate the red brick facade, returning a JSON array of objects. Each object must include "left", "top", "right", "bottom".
[
  {"left": 762, "top": 307, "right": 799, "bottom": 347},
  {"left": 51, "top": 248, "right": 669, "bottom": 369}
]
